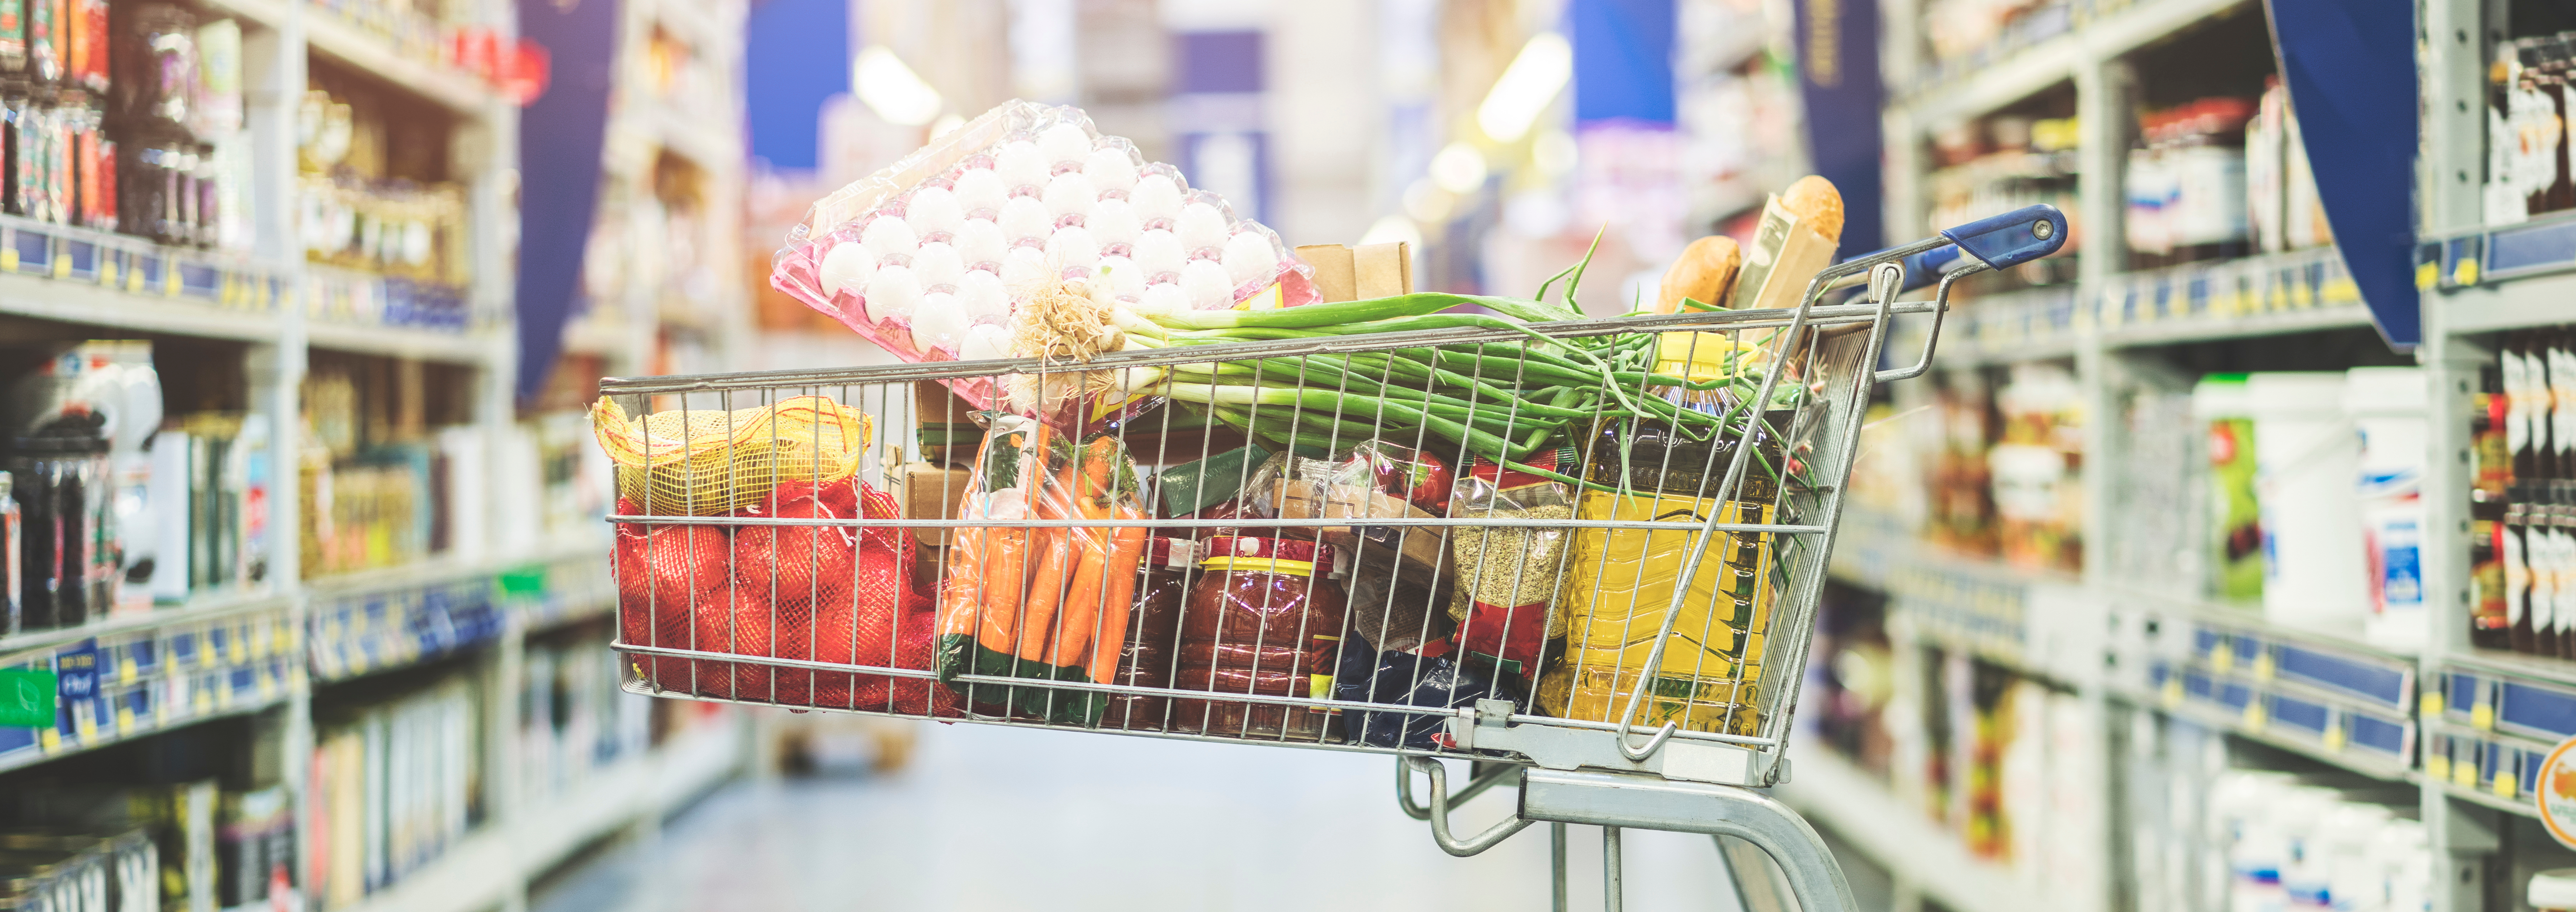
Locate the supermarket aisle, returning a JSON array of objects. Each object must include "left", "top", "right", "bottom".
[{"left": 535, "top": 720, "right": 1748, "bottom": 912}]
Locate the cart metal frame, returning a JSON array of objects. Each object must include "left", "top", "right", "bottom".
[{"left": 597, "top": 205, "right": 2067, "bottom": 912}]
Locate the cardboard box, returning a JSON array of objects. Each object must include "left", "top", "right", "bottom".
[
  {"left": 913, "top": 544, "right": 950, "bottom": 594},
  {"left": 913, "top": 381, "right": 980, "bottom": 466},
  {"left": 1292, "top": 241, "right": 1413, "bottom": 302},
  {"left": 1270, "top": 478, "right": 1451, "bottom": 594},
  {"left": 899, "top": 462, "right": 974, "bottom": 547}
]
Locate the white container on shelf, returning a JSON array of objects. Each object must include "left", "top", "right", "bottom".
[
  {"left": 2346, "top": 367, "right": 2429, "bottom": 651},
  {"left": 2247, "top": 373, "right": 2368, "bottom": 631}
]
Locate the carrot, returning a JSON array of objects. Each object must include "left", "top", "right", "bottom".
[
  {"left": 1084, "top": 509, "right": 1152, "bottom": 685},
  {"left": 980, "top": 526, "right": 1030, "bottom": 651},
  {"left": 1048, "top": 541, "right": 1110, "bottom": 667},
  {"left": 1016, "top": 529, "right": 1072, "bottom": 661}
]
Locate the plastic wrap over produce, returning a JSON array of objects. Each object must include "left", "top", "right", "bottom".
[{"left": 771, "top": 101, "right": 1316, "bottom": 415}]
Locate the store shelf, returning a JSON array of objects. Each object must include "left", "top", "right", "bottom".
[
  {"left": 1923, "top": 246, "right": 2364, "bottom": 366},
  {"left": 2430, "top": 268, "right": 2576, "bottom": 336},
  {"left": 1775, "top": 748, "right": 2041, "bottom": 912},
  {"left": 302, "top": 321, "right": 499, "bottom": 363},
  {"left": 2131, "top": 674, "right": 2418, "bottom": 782},
  {"left": 307, "top": 544, "right": 614, "bottom": 682},
  {"left": 0, "top": 601, "right": 303, "bottom": 775},
  {"left": 1896, "top": 0, "right": 2250, "bottom": 129},
  {"left": 0, "top": 591, "right": 290, "bottom": 659},
  {"left": 339, "top": 719, "right": 742, "bottom": 912},
  {"left": 300, "top": 9, "right": 507, "bottom": 117}
]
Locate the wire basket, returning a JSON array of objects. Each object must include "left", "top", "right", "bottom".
[{"left": 599, "top": 206, "right": 2065, "bottom": 792}]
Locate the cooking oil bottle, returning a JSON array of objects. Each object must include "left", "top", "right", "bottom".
[{"left": 1547, "top": 332, "right": 1787, "bottom": 737}]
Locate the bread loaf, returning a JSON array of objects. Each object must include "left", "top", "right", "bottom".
[
  {"left": 1654, "top": 235, "right": 1742, "bottom": 314},
  {"left": 1780, "top": 176, "right": 1845, "bottom": 242}
]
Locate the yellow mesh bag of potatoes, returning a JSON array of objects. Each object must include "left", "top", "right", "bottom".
[{"left": 590, "top": 395, "right": 873, "bottom": 515}]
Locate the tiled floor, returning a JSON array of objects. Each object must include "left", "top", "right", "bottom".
[{"left": 534, "top": 719, "right": 1760, "bottom": 912}]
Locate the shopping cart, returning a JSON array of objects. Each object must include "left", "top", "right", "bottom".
[{"left": 595, "top": 204, "right": 2066, "bottom": 912}]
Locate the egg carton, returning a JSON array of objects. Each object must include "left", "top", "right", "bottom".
[{"left": 772, "top": 101, "right": 1314, "bottom": 414}]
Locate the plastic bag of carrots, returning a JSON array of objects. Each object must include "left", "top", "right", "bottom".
[{"left": 934, "top": 415, "right": 1152, "bottom": 725}]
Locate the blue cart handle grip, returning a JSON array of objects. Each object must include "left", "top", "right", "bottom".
[{"left": 1938, "top": 204, "right": 2067, "bottom": 273}]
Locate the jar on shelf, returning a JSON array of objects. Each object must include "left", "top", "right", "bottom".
[{"left": 1171, "top": 536, "right": 1347, "bottom": 741}]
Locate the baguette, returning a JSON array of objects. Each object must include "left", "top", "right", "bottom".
[{"left": 1654, "top": 235, "right": 1743, "bottom": 314}]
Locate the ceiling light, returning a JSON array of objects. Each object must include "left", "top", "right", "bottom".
[
  {"left": 1476, "top": 32, "right": 1571, "bottom": 143},
  {"left": 853, "top": 45, "right": 943, "bottom": 127}
]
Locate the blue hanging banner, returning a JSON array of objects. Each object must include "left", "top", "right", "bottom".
[
  {"left": 2265, "top": 0, "right": 2420, "bottom": 348},
  {"left": 1792, "top": 0, "right": 1883, "bottom": 255},
  {"left": 514, "top": 0, "right": 622, "bottom": 403}
]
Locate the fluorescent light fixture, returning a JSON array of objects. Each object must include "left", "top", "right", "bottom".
[
  {"left": 1476, "top": 32, "right": 1571, "bottom": 143},
  {"left": 853, "top": 45, "right": 944, "bottom": 126},
  {"left": 1431, "top": 142, "right": 1488, "bottom": 194}
]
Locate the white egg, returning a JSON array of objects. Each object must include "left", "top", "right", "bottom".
[
  {"left": 1222, "top": 231, "right": 1280, "bottom": 288},
  {"left": 996, "top": 141, "right": 1049, "bottom": 190},
  {"left": 905, "top": 187, "right": 965, "bottom": 239},
  {"left": 913, "top": 241, "right": 966, "bottom": 290},
  {"left": 1175, "top": 202, "right": 1228, "bottom": 254},
  {"left": 1088, "top": 198, "right": 1142, "bottom": 248},
  {"left": 958, "top": 270, "right": 1010, "bottom": 321},
  {"left": 1096, "top": 255, "right": 1146, "bottom": 300},
  {"left": 955, "top": 218, "right": 1008, "bottom": 269},
  {"left": 960, "top": 323, "right": 1012, "bottom": 362},
  {"left": 1136, "top": 281, "right": 1190, "bottom": 316},
  {"left": 1002, "top": 245, "right": 1049, "bottom": 289},
  {"left": 1084, "top": 148, "right": 1139, "bottom": 196},
  {"left": 953, "top": 167, "right": 1008, "bottom": 216},
  {"left": 1037, "top": 123, "right": 1092, "bottom": 166},
  {"left": 1043, "top": 172, "right": 1097, "bottom": 222},
  {"left": 864, "top": 264, "right": 924, "bottom": 322},
  {"left": 818, "top": 241, "right": 874, "bottom": 298},
  {"left": 912, "top": 292, "right": 968, "bottom": 348},
  {"left": 1132, "top": 229, "right": 1186, "bottom": 280},
  {"left": 1181, "top": 259, "right": 1234, "bottom": 309},
  {"left": 1131, "top": 174, "right": 1184, "bottom": 224},
  {"left": 862, "top": 216, "right": 918, "bottom": 261},
  {"left": 1046, "top": 225, "right": 1101, "bottom": 273},
  {"left": 999, "top": 197, "right": 1052, "bottom": 242}
]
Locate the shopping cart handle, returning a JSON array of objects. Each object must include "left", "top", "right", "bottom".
[{"left": 1937, "top": 204, "right": 2067, "bottom": 273}]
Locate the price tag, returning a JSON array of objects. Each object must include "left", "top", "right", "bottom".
[
  {"left": 227, "top": 631, "right": 247, "bottom": 664},
  {"left": 2497, "top": 769, "right": 2519, "bottom": 799},
  {"left": 2241, "top": 700, "right": 2266, "bottom": 731},
  {"left": 2428, "top": 754, "right": 2452, "bottom": 781},
  {"left": 97, "top": 259, "right": 114, "bottom": 287},
  {"left": 2455, "top": 259, "right": 2481, "bottom": 287},
  {"left": 2416, "top": 261, "right": 2439, "bottom": 290},
  {"left": 38, "top": 728, "right": 59, "bottom": 752},
  {"left": 118, "top": 657, "right": 136, "bottom": 685},
  {"left": 2209, "top": 642, "right": 2233, "bottom": 674},
  {"left": 2161, "top": 676, "right": 2184, "bottom": 708},
  {"left": 49, "top": 253, "right": 67, "bottom": 280},
  {"left": 2249, "top": 651, "right": 2275, "bottom": 682},
  {"left": 251, "top": 624, "right": 270, "bottom": 659},
  {"left": 258, "top": 673, "right": 276, "bottom": 702},
  {"left": 3, "top": 248, "right": 21, "bottom": 273},
  {"left": 72, "top": 710, "right": 93, "bottom": 742},
  {"left": 125, "top": 266, "right": 143, "bottom": 293},
  {"left": 2321, "top": 720, "right": 2346, "bottom": 752},
  {"left": 192, "top": 688, "right": 210, "bottom": 715},
  {"left": 164, "top": 267, "right": 179, "bottom": 296},
  {"left": 2473, "top": 703, "right": 2496, "bottom": 731},
  {"left": 115, "top": 705, "right": 135, "bottom": 733},
  {"left": 2421, "top": 691, "right": 2444, "bottom": 716},
  {"left": 2455, "top": 757, "right": 2480, "bottom": 787}
]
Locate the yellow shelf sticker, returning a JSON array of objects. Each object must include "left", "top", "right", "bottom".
[
  {"left": 126, "top": 267, "right": 144, "bottom": 293},
  {"left": 2242, "top": 700, "right": 2266, "bottom": 731},
  {"left": 2473, "top": 703, "right": 2495, "bottom": 730},
  {"left": 2457, "top": 259, "right": 2481, "bottom": 287},
  {"left": 118, "top": 657, "right": 136, "bottom": 685},
  {"left": 39, "top": 728, "right": 59, "bottom": 752},
  {"left": 2455, "top": 758, "right": 2480, "bottom": 787},
  {"left": 2416, "top": 261, "right": 2439, "bottom": 290},
  {"left": 193, "top": 690, "right": 211, "bottom": 715},
  {"left": 2250, "top": 651, "right": 2276, "bottom": 682},
  {"left": 49, "top": 254, "right": 68, "bottom": 280},
  {"left": 2161, "top": 676, "right": 2184, "bottom": 708},
  {"left": 2496, "top": 769, "right": 2518, "bottom": 799},
  {"left": 97, "top": 259, "right": 114, "bottom": 287},
  {"left": 2421, "top": 692, "right": 2444, "bottom": 716},
  {"left": 115, "top": 708, "right": 134, "bottom": 734},
  {"left": 2321, "top": 722, "right": 2346, "bottom": 753},
  {"left": 2427, "top": 754, "right": 2452, "bottom": 780},
  {"left": 2210, "top": 643, "right": 2234, "bottom": 674}
]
